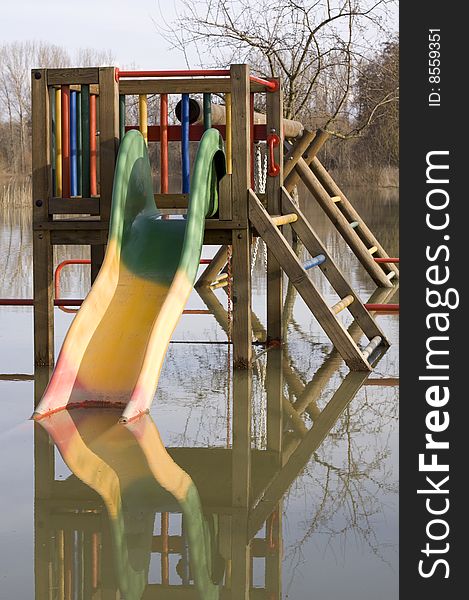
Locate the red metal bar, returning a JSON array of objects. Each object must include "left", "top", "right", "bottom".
[
  {"left": 364, "top": 303, "right": 399, "bottom": 311},
  {"left": 55, "top": 259, "right": 91, "bottom": 299},
  {"left": 249, "top": 75, "right": 278, "bottom": 91},
  {"left": 374, "top": 257, "right": 399, "bottom": 263},
  {"left": 125, "top": 123, "right": 268, "bottom": 142},
  {"left": 61, "top": 85, "right": 71, "bottom": 198},
  {"left": 0, "top": 300, "right": 211, "bottom": 314},
  {"left": 160, "top": 94, "right": 169, "bottom": 194},
  {"left": 90, "top": 94, "right": 97, "bottom": 196},
  {"left": 117, "top": 69, "right": 230, "bottom": 78},
  {"left": 199, "top": 259, "right": 212, "bottom": 264}
]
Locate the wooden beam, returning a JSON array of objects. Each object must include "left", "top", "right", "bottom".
[
  {"left": 47, "top": 68, "right": 99, "bottom": 85},
  {"left": 154, "top": 193, "right": 188, "bottom": 209},
  {"left": 49, "top": 197, "right": 100, "bottom": 215},
  {"left": 119, "top": 78, "right": 266, "bottom": 95},
  {"left": 294, "top": 159, "right": 393, "bottom": 287},
  {"left": 266, "top": 77, "right": 283, "bottom": 343},
  {"left": 195, "top": 245, "right": 228, "bottom": 287},
  {"left": 282, "top": 129, "right": 316, "bottom": 179},
  {"left": 284, "top": 129, "right": 331, "bottom": 192},
  {"left": 230, "top": 64, "right": 252, "bottom": 367},
  {"left": 248, "top": 371, "right": 370, "bottom": 538},
  {"left": 32, "top": 69, "right": 54, "bottom": 367},
  {"left": 281, "top": 188, "right": 388, "bottom": 344},
  {"left": 249, "top": 190, "right": 371, "bottom": 371}
]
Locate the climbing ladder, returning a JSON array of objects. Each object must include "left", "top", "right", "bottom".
[
  {"left": 284, "top": 131, "right": 399, "bottom": 288},
  {"left": 248, "top": 188, "right": 389, "bottom": 371}
]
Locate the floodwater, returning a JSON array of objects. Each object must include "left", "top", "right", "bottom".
[{"left": 0, "top": 182, "right": 399, "bottom": 599}]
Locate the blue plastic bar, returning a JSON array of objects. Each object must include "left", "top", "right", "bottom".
[
  {"left": 304, "top": 254, "right": 326, "bottom": 270},
  {"left": 70, "top": 90, "right": 77, "bottom": 196},
  {"left": 181, "top": 93, "right": 190, "bottom": 193}
]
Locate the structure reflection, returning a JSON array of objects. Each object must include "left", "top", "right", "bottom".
[{"left": 34, "top": 342, "right": 377, "bottom": 599}]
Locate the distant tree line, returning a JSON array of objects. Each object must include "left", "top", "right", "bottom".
[{"left": 0, "top": 41, "right": 113, "bottom": 175}]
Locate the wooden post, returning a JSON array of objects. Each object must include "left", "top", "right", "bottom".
[
  {"left": 231, "top": 367, "right": 252, "bottom": 600},
  {"left": 230, "top": 64, "right": 252, "bottom": 368},
  {"left": 266, "top": 78, "right": 283, "bottom": 343},
  {"left": 95, "top": 67, "right": 119, "bottom": 281},
  {"left": 32, "top": 69, "right": 54, "bottom": 367}
]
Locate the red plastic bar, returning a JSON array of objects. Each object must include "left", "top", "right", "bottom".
[
  {"left": 117, "top": 69, "right": 230, "bottom": 78},
  {"left": 90, "top": 94, "right": 97, "bottom": 196},
  {"left": 160, "top": 94, "right": 169, "bottom": 193},
  {"left": 125, "top": 124, "right": 268, "bottom": 142},
  {"left": 61, "top": 85, "right": 71, "bottom": 198},
  {"left": 364, "top": 303, "right": 399, "bottom": 311},
  {"left": 374, "top": 257, "right": 400, "bottom": 263}
]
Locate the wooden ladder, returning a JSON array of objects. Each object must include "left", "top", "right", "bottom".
[
  {"left": 289, "top": 153, "right": 399, "bottom": 288},
  {"left": 248, "top": 188, "right": 389, "bottom": 371}
]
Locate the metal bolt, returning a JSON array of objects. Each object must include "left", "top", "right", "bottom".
[
  {"left": 237, "top": 233, "right": 242, "bottom": 239},
  {"left": 34, "top": 71, "right": 42, "bottom": 80},
  {"left": 35, "top": 199, "right": 43, "bottom": 207}
]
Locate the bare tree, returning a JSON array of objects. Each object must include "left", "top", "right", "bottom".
[{"left": 158, "top": 0, "right": 398, "bottom": 138}]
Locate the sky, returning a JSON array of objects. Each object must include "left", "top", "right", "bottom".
[{"left": 1, "top": 0, "right": 189, "bottom": 69}]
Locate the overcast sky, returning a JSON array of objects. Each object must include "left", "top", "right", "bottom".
[{"left": 1, "top": 0, "right": 188, "bottom": 68}]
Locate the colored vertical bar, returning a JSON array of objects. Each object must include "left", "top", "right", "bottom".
[
  {"left": 161, "top": 512, "right": 169, "bottom": 586},
  {"left": 139, "top": 94, "right": 148, "bottom": 143},
  {"left": 226, "top": 93, "right": 232, "bottom": 174},
  {"left": 61, "top": 85, "right": 70, "bottom": 198},
  {"left": 81, "top": 85, "right": 90, "bottom": 198},
  {"left": 76, "top": 90, "right": 82, "bottom": 197},
  {"left": 119, "top": 94, "right": 126, "bottom": 141},
  {"left": 250, "top": 92, "right": 255, "bottom": 188},
  {"left": 203, "top": 92, "right": 212, "bottom": 129},
  {"left": 181, "top": 93, "right": 190, "bottom": 193},
  {"left": 49, "top": 87, "right": 56, "bottom": 197},
  {"left": 160, "top": 93, "right": 168, "bottom": 193},
  {"left": 70, "top": 90, "right": 77, "bottom": 196},
  {"left": 55, "top": 88, "right": 62, "bottom": 196},
  {"left": 90, "top": 94, "right": 97, "bottom": 196}
]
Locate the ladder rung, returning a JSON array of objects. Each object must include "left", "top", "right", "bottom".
[
  {"left": 368, "top": 246, "right": 378, "bottom": 255},
  {"left": 331, "top": 195, "right": 341, "bottom": 203},
  {"left": 362, "top": 336, "right": 382, "bottom": 360},
  {"left": 386, "top": 271, "right": 396, "bottom": 280},
  {"left": 331, "top": 295, "right": 354, "bottom": 314},
  {"left": 304, "top": 254, "right": 326, "bottom": 270},
  {"left": 210, "top": 279, "right": 229, "bottom": 290},
  {"left": 271, "top": 213, "right": 298, "bottom": 226},
  {"left": 350, "top": 221, "right": 359, "bottom": 229}
]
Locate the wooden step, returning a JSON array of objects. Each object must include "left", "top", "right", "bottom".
[
  {"left": 281, "top": 188, "right": 388, "bottom": 347},
  {"left": 271, "top": 213, "right": 298, "bottom": 226},
  {"left": 249, "top": 190, "right": 372, "bottom": 371},
  {"left": 362, "top": 336, "right": 382, "bottom": 360},
  {"left": 387, "top": 271, "right": 396, "bottom": 280},
  {"left": 331, "top": 295, "right": 354, "bottom": 314}
]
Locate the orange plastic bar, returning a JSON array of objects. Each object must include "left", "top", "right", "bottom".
[
  {"left": 160, "top": 94, "right": 168, "bottom": 193},
  {"left": 61, "top": 85, "right": 70, "bottom": 198},
  {"left": 374, "top": 257, "right": 400, "bottom": 263},
  {"left": 90, "top": 94, "right": 97, "bottom": 196}
]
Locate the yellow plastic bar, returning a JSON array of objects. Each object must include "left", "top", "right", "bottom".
[
  {"left": 55, "top": 87, "right": 62, "bottom": 197},
  {"left": 139, "top": 94, "right": 148, "bottom": 143},
  {"left": 225, "top": 93, "right": 232, "bottom": 174}
]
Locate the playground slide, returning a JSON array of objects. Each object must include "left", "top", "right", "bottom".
[
  {"left": 38, "top": 409, "right": 222, "bottom": 599},
  {"left": 33, "top": 128, "right": 225, "bottom": 423}
]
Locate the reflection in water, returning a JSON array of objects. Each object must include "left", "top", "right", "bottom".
[
  {"left": 33, "top": 351, "right": 384, "bottom": 599},
  {"left": 1, "top": 183, "right": 398, "bottom": 598}
]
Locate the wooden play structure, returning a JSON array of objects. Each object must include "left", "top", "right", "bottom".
[{"left": 31, "top": 64, "right": 399, "bottom": 376}]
